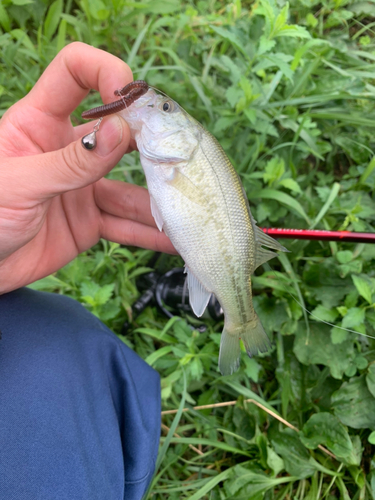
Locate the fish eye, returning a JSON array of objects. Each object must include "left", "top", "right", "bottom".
[{"left": 162, "top": 101, "right": 174, "bottom": 112}]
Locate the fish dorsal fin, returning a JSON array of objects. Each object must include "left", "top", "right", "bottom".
[
  {"left": 150, "top": 195, "right": 164, "bottom": 231},
  {"left": 254, "top": 224, "right": 289, "bottom": 269},
  {"left": 247, "top": 207, "right": 288, "bottom": 270},
  {"left": 186, "top": 267, "right": 211, "bottom": 317},
  {"left": 241, "top": 182, "right": 288, "bottom": 270}
]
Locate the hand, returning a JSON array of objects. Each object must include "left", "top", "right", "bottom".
[{"left": 0, "top": 42, "right": 176, "bottom": 294}]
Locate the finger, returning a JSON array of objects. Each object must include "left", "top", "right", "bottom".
[
  {"left": 26, "top": 42, "right": 132, "bottom": 119},
  {"left": 99, "top": 212, "right": 177, "bottom": 255},
  {"left": 0, "top": 115, "right": 131, "bottom": 203},
  {"left": 94, "top": 179, "right": 156, "bottom": 227}
]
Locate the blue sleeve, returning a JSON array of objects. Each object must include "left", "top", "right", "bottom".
[{"left": 0, "top": 288, "right": 160, "bottom": 500}]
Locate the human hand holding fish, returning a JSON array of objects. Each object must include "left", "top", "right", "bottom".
[
  {"left": 0, "top": 43, "right": 175, "bottom": 296},
  {"left": 82, "top": 80, "right": 288, "bottom": 375}
]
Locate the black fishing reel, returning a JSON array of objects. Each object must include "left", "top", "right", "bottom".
[{"left": 121, "top": 267, "right": 223, "bottom": 335}]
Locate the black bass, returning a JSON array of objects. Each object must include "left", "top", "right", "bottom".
[{"left": 83, "top": 83, "right": 288, "bottom": 375}]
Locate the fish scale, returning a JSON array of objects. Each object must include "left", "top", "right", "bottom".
[{"left": 119, "top": 87, "right": 288, "bottom": 375}]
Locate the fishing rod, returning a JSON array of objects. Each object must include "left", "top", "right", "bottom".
[
  {"left": 121, "top": 229, "right": 375, "bottom": 334},
  {"left": 261, "top": 227, "right": 375, "bottom": 244}
]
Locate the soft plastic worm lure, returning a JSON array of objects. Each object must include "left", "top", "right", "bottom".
[{"left": 81, "top": 80, "right": 149, "bottom": 120}]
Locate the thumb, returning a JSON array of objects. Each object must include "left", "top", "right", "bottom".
[{"left": 4, "top": 115, "right": 130, "bottom": 203}]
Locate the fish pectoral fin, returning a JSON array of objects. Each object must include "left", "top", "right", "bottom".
[
  {"left": 150, "top": 196, "right": 164, "bottom": 231},
  {"left": 186, "top": 268, "right": 211, "bottom": 317},
  {"left": 254, "top": 225, "right": 289, "bottom": 270},
  {"left": 167, "top": 169, "right": 206, "bottom": 206}
]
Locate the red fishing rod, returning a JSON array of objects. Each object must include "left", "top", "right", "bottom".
[{"left": 261, "top": 227, "right": 375, "bottom": 244}]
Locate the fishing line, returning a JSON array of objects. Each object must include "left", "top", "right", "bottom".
[
  {"left": 149, "top": 86, "right": 169, "bottom": 98},
  {"left": 262, "top": 262, "right": 375, "bottom": 340}
]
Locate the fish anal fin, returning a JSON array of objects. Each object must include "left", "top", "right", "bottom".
[
  {"left": 150, "top": 196, "right": 164, "bottom": 232},
  {"left": 167, "top": 170, "right": 206, "bottom": 206},
  {"left": 186, "top": 269, "right": 211, "bottom": 317}
]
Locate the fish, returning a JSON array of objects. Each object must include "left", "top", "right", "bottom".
[{"left": 84, "top": 85, "right": 288, "bottom": 375}]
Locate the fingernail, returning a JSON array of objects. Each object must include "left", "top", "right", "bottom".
[{"left": 95, "top": 115, "right": 123, "bottom": 157}]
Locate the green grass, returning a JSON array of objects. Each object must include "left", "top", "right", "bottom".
[{"left": 2, "top": 0, "right": 375, "bottom": 498}]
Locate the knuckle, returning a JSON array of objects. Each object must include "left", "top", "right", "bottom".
[{"left": 60, "top": 142, "right": 87, "bottom": 181}]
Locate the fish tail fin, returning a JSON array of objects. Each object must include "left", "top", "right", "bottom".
[
  {"left": 241, "top": 313, "right": 271, "bottom": 357},
  {"left": 218, "top": 329, "right": 241, "bottom": 376},
  {"left": 218, "top": 314, "right": 271, "bottom": 375}
]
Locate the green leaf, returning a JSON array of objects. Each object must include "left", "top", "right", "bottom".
[
  {"left": 138, "top": 0, "right": 181, "bottom": 14},
  {"left": 263, "top": 156, "right": 285, "bottom": 185},
  {"left": 210, "top": 25, "right": 249, "bottom": 59},
  {"left": 331, "top": 327, "right": 349, "bottom": 344},
  {"left": 270, "top": 431, "right": 316, "bottom": 478},
  {"left": 253, "top": 53, "right": 294, "bottom": 81},
  {"left": 56, "top": 18, "right": 66, "bottom": 53},
  {"left": 249, "top": 188, "right": 310, "bottom": 223},
  {"left": 166, "top": 437, "right": 250, "bottom": 457},
  {"left": 359, "top": 156, "right": 375, "bottom": 184},
  {"left": 366, "top": 362, "right": 375, "bottom": 398},
  {"left": 275, "top": 25, "right": 310, "bottom": 39},
  {"left": 310, "top": 182, "right": 340, "bottom": 229},
  {"left": 294, "top": 324, "right": 354, "bottom": 379},
  {"left": 224, "top": 380, "right": 279, "bottom": 414},
  {"left": 145, "top": 346, "right": 173, "bottom": 366},
  {"left": 278, "top": 178, "right": 302, "bottom": 193},
  {"left": 306, "top": 13, "right": 318, "bottom": 28},
  {"left": 10, "top": 29, "right": 35, "bottom": 51},
  {"left": 243, "top": 357, "right": 262, "bottom": 382},
  {"left": 332, "top": 375, "right": 375, "bottom": 429},
  {"left": 96, "top": 284, "right": 115, "bottom": 305},
  {"left": 27, "top": 275, "right": 71, "bottom": 291},
  {"left": 258, "top": 35, "right": 276, "bottom": 54},
  {"left": 301, "top": 413, "right": 354, "bottom": 463},
  {"left": 336, "top": 250, "right": 353, "bottom": 264},
  {"left": 342, "top": 307, "right": 365, "bottom": 329},
  {"left": 311, "top": 305, "right": 338, "bottom": 323},
  {"left": 143, "top": 372, "right": 187, "bottom": 499},
  {"left": 225, "top": 463, "right": 297, "bottom": 497},
  {"left": 187, "top": 468, "right": 232, "bottom": 500},
  {"left": 126, "top": 18, "right": 152, "bottom": 67},
  {"left": 352, "top": 275, "right": 373, "bottom": 305},
  {"left": 0, "top": 2, "right": 10, "bottom": 31},
  {"left": 88, "top": 0, "right": 109, "bottom": 20},
  {"left": 266, "top": 446, "right": 284, "bottom": 476},
  {"left": 44, "top": 0, "right": 63, "bottom": 41},
  {"left": 11, "top": 0, "right": 33, "bottom": 4}
]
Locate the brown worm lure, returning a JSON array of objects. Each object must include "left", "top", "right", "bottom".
[{"left": 81, "top": 80, "right": 149, "bottom": 120}]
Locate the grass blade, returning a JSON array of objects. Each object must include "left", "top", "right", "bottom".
[
  {"left": 142, "top": 371, "right": 187, "bottom": 500},
  {"left": 310, "top": 182, "right": 340, "bottom": 229},
  {"left": 186, "top": 468, "right": 232, "bottom": 500},
  {"left": 126, "top": 18, "right": 152, "bottom": 68},
  {"left": 360, "top": 156, "right": 375, "bottom": 185},
  {"left": 249, "top": 188, "right": 311, "bottom": 223}
]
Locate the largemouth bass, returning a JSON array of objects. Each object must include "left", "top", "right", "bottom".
[{"left": 95, "top": 86, "right": 287, "bottom": 375}]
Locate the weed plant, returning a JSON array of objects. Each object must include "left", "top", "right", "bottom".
[{"left": 1, "top": 0, "right": 375, "bottom": 498}]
